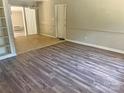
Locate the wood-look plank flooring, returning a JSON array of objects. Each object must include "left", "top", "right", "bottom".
[
  {"left": 0, "top": 41, "right": 124, "bottom": 93},
  {"left": 15, "top": 35, "right": 63, "bottom": 54}
]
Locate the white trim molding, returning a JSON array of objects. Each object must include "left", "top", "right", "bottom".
[
  {"left": 66, "top": 39, "right": 124, "bottom": 54},
  {"left": 40, "top": 33, "right": 56, "bottom": 38}
]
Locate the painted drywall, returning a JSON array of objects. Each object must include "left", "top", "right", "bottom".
[
  {"left": 38, "top": 0, "right": 65, "bottom": 37},
  {"left": 11, "top": 11, "right": 24, "bottom": 27},
  {"left": 66, "top": 0, "right": 124, "bottom": 51},
  {"left": 38, "top": 1, "right": 53, "bottom": 36}
]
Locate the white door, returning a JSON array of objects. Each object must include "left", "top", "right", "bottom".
[
  {"left": 55, "top": 4, "right": 66, "bottom": 39},
  {"left": 25, "top": 8, "right": 37, "bottom": 35}
]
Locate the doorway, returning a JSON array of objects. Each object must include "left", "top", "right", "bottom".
[
  {"left": 10, "top": 5, "right": 39, "bottom": 54},
  {"left": 11, "top": 6, "right": 26, "bottom": 37},
  {"left": 11, "top": 6, "right": 38, "bottom": 38}
]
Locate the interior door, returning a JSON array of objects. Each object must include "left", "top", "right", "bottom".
[
  {"left": 55, "top": 4, "right": 66, "bottom": 39},
  {"left": 25, "top": 8, "right": 37, "bottom": 35}
]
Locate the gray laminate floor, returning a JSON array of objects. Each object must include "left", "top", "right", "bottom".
[{"left": 0, "top": 41, "right": 124, "bottom": 93}]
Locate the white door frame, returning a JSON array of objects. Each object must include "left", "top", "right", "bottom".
[{"left": 22, "top": 7, "right": 28, "bottom": 36}]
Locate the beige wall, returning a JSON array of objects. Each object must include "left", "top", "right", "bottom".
[
  {"left": 11, "top": 11, "right": 24, "bottom": 27},
  {"left": 38, "top": 1, "right": 53, "bottom": 36},
  {"left": 38, "top": 0, "right": 65, "bottom": 37},
  {"left": 66, "top": 0, "right": 124, "bottom": 51}
]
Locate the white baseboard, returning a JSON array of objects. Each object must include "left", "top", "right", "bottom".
[
  {"left": 40, "top": 33, "right": 56, "bottom": 38},
  {"left": 0, "top": 53, "right": 16, "bottom": 61},
  {"left": 66, "top": 39, "right": 124, "bottom": 54}
]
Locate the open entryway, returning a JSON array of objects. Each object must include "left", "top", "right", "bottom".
[
  {"left": 11, "top": 6, "right": 26, "bottom": 37},
  {"left": 10, "top": 5, "right": 40, "bottom": 54},
  {"left": 11, "top": 6, "right": 38, "bottom": 38}
]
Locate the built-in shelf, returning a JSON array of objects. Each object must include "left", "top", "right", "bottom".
[
  {"left": 0, "top": 44, "right": 10, "bottom": 48},
  {"left": 0, "top": 35, "right": 8, "bottom": 38},
  {"left": 0, "top": 53, "right": 7, "bottom": 56},
  {"left": 0, "top": 17, "right": 5, "bottom": 19},
  {"left": 0, "top": 0, "right": 12, "bottom": 59},
  {"left": 0, "top": 26, "right": 7, "bottom": 29},
  {"left": 0, "top": 52, "right": 11, "bottom": 57},
  {"left": 0, "top": 27, "right": 7, "bottom": 33}
]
